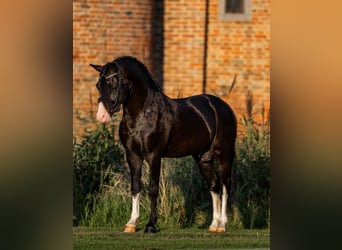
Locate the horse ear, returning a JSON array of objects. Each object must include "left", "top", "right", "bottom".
[{"left": 90, "top": 64, "right": 103, "bottom": 72}]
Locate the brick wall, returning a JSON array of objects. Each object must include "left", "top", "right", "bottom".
[
  {"left": 163, "top": 0, "right": 270, "bottom": 124},
  {"left": 163, "top": 0, "right": 206, "bottom": 96},
  {"left": 73, "top": 0, "right": 270, "bottom": 141},
  {"left": 73, "top": 0, "right": 163, "bottom": 141},
  {"left": 206, "top": 0, "right": 270, "bottom": 122}
]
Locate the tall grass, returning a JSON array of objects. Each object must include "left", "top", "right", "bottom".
[
  {"left": 73, "top": 91, "right": 270, "bottom": 230},
  {"left": 73, "top": 122, "right": 125, "bottom": 226},
  {"left": 235, "top": 90, "right": 270, "bottom": 229}
]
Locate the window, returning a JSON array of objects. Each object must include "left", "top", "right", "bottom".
[{"left": 219, "top": 0, "right": 251, "bottom": 21}]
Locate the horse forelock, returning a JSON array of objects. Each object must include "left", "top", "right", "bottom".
[{"left": 113, "top": 56, "right": 162, "bottom": 92}]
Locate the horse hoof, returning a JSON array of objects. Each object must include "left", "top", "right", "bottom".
[
  {"left": 208, "top": 226, "right": 226, "bottom": 233},
  {"left": 124, "top": 224, "right": 136, "bottom": 233},
  {"left": 144, "top": 226, "right": 157, "bottom": 234}
]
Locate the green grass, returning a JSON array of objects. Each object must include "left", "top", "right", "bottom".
[{"left": 73, "top": 226, "right": 270, "bottom": 249}]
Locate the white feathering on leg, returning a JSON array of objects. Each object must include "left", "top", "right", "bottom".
[
  {"left": 209, "top": 191, "right": 221, "bottom": 230},
  {"left": 126, "top": 193, "right": 140, "bottom": 226},
  {"left": 218, "top": 185, "right": 228, "bottom": 231}
]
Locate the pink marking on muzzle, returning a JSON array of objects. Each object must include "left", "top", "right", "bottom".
[{"left": 96, "top": 102, "right": 112, "bottom": 123}]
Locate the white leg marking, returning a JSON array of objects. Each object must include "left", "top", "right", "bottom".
[
  {"left": 126, "top": 193, "right": 140, "bottom": 226},
  {"left": 210, "top": 191, "right": 221, "bottom": 229},
  {"left": 219, "top": 185, "right": 228, "bottom": 230},
  {"left": 96, "top": 102, "right": 111, "bottom": 123}
]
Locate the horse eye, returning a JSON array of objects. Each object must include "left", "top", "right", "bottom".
[
  {"left": 107, "top": 79, "right": 115, "bottom": 87},
  {"left": 107, "top": 78, "right": 118, "bottom": 87}
]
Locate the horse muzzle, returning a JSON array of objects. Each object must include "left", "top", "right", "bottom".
[{"left": 96, "top": 102, "right": 112, "bottom": 123}]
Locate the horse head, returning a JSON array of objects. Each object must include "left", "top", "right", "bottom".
[{"left": 90, "top": 62, "right": 130, "bottom": 122}]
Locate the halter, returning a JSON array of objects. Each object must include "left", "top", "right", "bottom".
[{"left": 105, "top": 72, "right": 117, "bottom": 79}]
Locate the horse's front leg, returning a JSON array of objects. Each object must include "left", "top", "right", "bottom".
[
  {"left": 124, "top": 151, "right": 143, "bottom": 233},
  {"left": 144, "top": 156, "right": 161, "bottom": 233}
]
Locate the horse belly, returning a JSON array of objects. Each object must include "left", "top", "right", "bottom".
[{"left": 162, "top": 122, "right": 211, "bottom": 158}]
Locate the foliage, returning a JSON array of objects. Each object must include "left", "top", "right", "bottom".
[
  {"left": 73, "top": 122, "right": 125, "bottom": 226},
  {"left": 161, "top": 157, "right": 210, "bottom": 227},
  {"left": 234, "top": 90, "right": 270, "bottom": 229}
]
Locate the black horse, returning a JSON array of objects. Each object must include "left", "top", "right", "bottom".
[{"left": 90, "top": 56, "right": 237, "bottom": 233}]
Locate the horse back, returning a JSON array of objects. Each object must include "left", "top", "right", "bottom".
[{"left": 163, "top": 94, "right": 236, "bottom": 157}]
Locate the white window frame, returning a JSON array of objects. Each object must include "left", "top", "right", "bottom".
[{"left": 219, "top": 0, "right": 251, "bottom": 21}]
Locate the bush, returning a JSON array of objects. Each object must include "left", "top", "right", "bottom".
[
  {"left": 234, "top": 90, "right": 270, "bottom": 229},
  {"left": 73, "top": 123, "right": 125, "bottom": 226}
]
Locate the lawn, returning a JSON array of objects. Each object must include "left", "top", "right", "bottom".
[{"left": 73, "top": 226, "right": 270, "bottom": 249}]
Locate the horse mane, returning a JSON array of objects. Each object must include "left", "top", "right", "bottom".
[{"left": 113, "top": 56, "right": 162, "bottom": 92}]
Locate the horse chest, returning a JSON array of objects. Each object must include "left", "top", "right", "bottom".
[{"left": 120, "top": 109, "right": 166, "bottom": 153}]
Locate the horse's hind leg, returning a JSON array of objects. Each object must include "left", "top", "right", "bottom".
[
  {"left": 213, "top": 144, "right": 235, "bottom": 232},
  {"left": 193, "top": 151, "right": 222, "bottom": 232}
]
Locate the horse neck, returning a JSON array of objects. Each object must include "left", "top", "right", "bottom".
[
  {"left": 123, "top": 78, "right": 162, "bottom": 117},
  {"left": 119, "top": 62, "right": 165, "bottom": 117}
]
